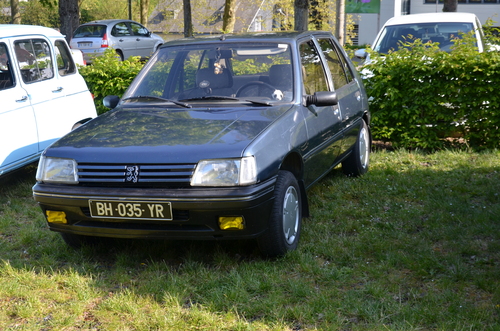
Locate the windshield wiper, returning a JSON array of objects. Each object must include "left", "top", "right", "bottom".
[
  {"left": 122, "top": 96, "right": 192, "bottom": 108},
  {"left": 180, "top": 96, "right": 272, "bottom": 106}
]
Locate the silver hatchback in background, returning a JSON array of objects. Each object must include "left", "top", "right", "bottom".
[{"left": 70, "top": 19, "right": 164, "bottom": 64}]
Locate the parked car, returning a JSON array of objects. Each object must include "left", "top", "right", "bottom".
[
  {"left": 70, "top": 19, "right": 164, "bottom": 64},
  {"left": 0, "top": 24, "right": 97, "bottom": 177},
  {"left": 355, "top": 12, "right": 488, "bottom": 63},
  {"left": 33, "top": 31, "right": 371, "bottom": 257}
]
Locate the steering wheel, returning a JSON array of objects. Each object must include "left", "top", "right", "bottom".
[{"left": 236, "top": 81, "right": 277, "bottom": 98}]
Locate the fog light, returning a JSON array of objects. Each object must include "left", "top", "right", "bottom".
[
  {"left": 46, "top": 211, "right": 67, "bottom": 224},
  {"left": 219, "top": 216, "right": 245, "bottom": 230}
]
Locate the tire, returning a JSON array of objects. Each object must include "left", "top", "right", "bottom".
[
  {"left": 342, "top": 119, "right": 371, "bottom": 177},
  {"left": 60, "top": 232, "right": 100, "bottom": 248},
  {"left": 258, "top": 170, "right": 302, "bottom": 258},
  {"left": 115, "top": 50, "right": 124, "bottom": 61}
]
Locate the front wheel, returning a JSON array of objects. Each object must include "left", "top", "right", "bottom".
[
  {"left": 258, "top": 170, "right": 302, "bottom": 258},
  {"left": 342, "top": 119, "right": 371, "bottom": 177}
]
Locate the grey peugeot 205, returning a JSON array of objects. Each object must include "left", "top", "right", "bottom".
[{"left": 33, "top": 31, "right": 371, "bottom": 257}]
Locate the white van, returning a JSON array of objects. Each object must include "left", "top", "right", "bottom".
[{"left": 0, "top": 24, "right": 97, "bottom": 176}]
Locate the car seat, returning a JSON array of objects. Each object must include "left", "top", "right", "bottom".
[
  {"left": 269, "top": 64, "right": 292, "bottom": 92},
  {"left": 192, "top": 67, "right": 234, "bottom": 97}
]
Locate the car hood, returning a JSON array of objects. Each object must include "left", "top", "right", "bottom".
[{"left": 45, "top": 104, "right": 292, "bottom": 163}]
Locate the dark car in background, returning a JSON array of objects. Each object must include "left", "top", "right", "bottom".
[
  {"left": 70, "top": 19, "right": 164, "bottom": 63},
  {"left": 33, "top": 31, "right": 371, "bottom": 257}
]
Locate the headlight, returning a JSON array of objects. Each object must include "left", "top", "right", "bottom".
[
  {"left": 36, "top": 156, "right": 78, "bottom": 184},
  {"left": 191, "top": 156, "right": 257, "bottom": 186}
]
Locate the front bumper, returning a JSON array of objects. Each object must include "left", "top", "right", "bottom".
[{"left": 32, "top": 177, "right": 276, "bottom": 240}]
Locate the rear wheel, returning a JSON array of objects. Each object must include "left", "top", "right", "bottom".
[
  {"left": 258, "top": 170, "right": 302, "bottom": 258},
  {"left": 115, "top": 50, "right": 124, "bottom": 61},
  {"left": 342, "top": 120, "right": 371, "bottom": 177}
]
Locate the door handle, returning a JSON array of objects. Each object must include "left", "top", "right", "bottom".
[
  {"left": 52, "top": 87, "right": 63, "bottom": 93},
  {"left": 16, "top": 95, "right": 28, "bottom": 103}
]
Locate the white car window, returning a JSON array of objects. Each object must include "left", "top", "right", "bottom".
[
  {"left": 54, "top": 40, "right": 76, "bottom": 76},
  {"left": 15, "top": 39, "right": 54, "bottom": 83},
  {"left": 0, "top": 43, "right": 14, "bottom": 90}
]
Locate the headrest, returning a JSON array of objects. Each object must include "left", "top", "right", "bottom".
[
  {"left": 269, "top": 64, "right": 292, "bottom": 90},
  {"left": 196, "top": 67, "right": 233, "bottom": 89}
]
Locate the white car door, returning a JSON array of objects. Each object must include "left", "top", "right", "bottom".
[
  {"left": 52, "top": 39, "right": 97, "bottom": 124},
  {"left": 14, "top": 38, "right": 71, "bottom": 152},
  {"left": 0, "top": 41, "right": 38, "bottom": 175}
]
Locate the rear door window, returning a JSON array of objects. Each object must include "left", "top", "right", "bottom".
[
  {"left": 54, "top": 40, "right": 76, "bottom": 76},
  {"left": 112, "top": 23, "right": 131, "bottom": 37}
]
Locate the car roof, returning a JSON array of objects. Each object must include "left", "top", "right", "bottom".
[
  {"left": 78, "top": 19, "right": 138, "bottom": 26},
  {"left": 162, "top": 31, "right": 335, "bottom": 47},
  {"left": 382, "top": 12, "right": 478, "bottom": 26},
  {"left": 0, "top": 24, "right": 64, "bottom": 39}
]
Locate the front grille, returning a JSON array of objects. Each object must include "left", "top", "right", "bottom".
[{"left": 77, "top": 163, "right": 196, "bottom": 187}]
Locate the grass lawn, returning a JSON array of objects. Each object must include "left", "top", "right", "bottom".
[{"left": 0, "top": 149, "right": 499, "bottom": 330}]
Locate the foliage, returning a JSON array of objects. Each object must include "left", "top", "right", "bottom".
[
  {"left": 363, "top": 32, "right": 500, "bottom": 150},
  {"left": 78, "top": 49, "right": 144, "bottom": 115},
  {"left": 1, "top": 150, "right": 499, "bottom": 329}
]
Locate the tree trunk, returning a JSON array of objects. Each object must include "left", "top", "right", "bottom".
[
  {"left": 294, "top": 0, "right": 309, "bottom": 31},
  {"left": 443, "top": 0, "right": 457, "bottom": 12},
  {"left": 183, "top": 0, "right": 193, "bottom": 37},
  {"left": 140, "top": 0, "right": 150, "bottom": 25},
  {"left": 222, "top": 0, "right": 236, "bottom": 33},
  {"left": 336, "top": 0, "right": 345, "bottom": 45},
  {"left": 59, "top": 0, "right": 80, "bottom": 43},
  {"left": 11, "top": 0, "right": 21, "bottom": 24}
]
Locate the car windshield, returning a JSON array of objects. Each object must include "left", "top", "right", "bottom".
[
  {"left": 374, "top": 22, "right": 475, "bottom": 53},
  {"left": 73, "top": 25, "right": 106, "bottom": 38},
  {"left": 124, "top": 42, "right": 294, "bottom": 104}
]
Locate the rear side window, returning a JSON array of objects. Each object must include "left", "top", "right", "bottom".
[
  {"left": 54, "top": 40, "right": 76, "bottom": 76},
  {"left": 0, "top": 42, "right": 14, "bottom": 90},
  {"left": 15, "top": 39, "right": 54, "bottom": 83},
  {"left": 73, "top": 25, "right": 106, "bottom": 38},
  {"left": 130, "top": 22, "right": 149, "bottom": 37},
  {"left": 112, "top": 23, "right": 131, "bottom": 37}
]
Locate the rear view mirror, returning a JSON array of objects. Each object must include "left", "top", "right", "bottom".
[
  {"left": 103, "top": 95, "right": 120, "bottom": 109},
  {"left": 355, "top": 49, "right": 367, "bottom": 59}
]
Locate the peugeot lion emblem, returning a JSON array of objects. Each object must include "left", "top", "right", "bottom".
[{"left": 125, "top": 165, "right": 140, "bottom": 183}]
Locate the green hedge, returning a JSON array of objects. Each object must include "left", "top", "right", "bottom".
[
  {"left": 363, "top": 33, "right": 500, "bottom": 150},
  {"left": 78, "top": 49, "right": 144, "bottom": 115}
]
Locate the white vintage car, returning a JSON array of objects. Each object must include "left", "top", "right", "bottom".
[
  {"left": 355, "top": 12, "right": 491, "bottom": 63},
  {"left": 0, "top": 24, "right": 97, "bottom": 176}
]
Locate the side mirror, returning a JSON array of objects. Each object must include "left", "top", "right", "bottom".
[
  {"left": 103, "top": 95, "right": 120, "bottom": 109},
  {"left": 354, "top": 49, "right": 367, "bottom": 59},
  {"left": 304, "top": 91, "right": 338, "bottom": 107}
]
